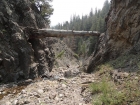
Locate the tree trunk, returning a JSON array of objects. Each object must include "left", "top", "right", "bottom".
[{"left": 25, "top": 27, "right": 100, "bottom": 39}]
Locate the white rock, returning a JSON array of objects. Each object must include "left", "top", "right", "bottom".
[
  {"left": 37, "top": 89, "right": 44, "bottom": 94},
  {"left": 55, "top": 96, "right": 59, "bottom": 101},
  {"left": 135, "top": 76, "right": 138, "bottom": 80},
  {"left": 13, "top": 100, "right": 18, "bottom": 104},
  {"left": 32, "top": 92, "right": 38, "bottom": 96},
  {"left": 5, "top": 102, "right": 11, "bottom": 105},
  {"left": 62, "top": 84, "right": 67, "bottom": 88},
  {"left": 21, "top": 89, "right": 26, "bottom": 94},
  {"left": 2, "top": 91, "right": 6, "bottom": 94},
  {"left": 59, "top": 94, "right": 64, "bottom": 98},
  {"left": 23, "top": 94, "right": 27, "bottom": 97},
  {"left": 123, "top": 72, "right": 129, "bottom": 77}
]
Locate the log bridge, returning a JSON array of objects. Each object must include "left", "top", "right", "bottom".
[{"left": 25, "top": 27, "right": 100, "bottom": 39}]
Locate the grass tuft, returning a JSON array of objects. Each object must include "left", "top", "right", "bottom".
[
  {"left": 55, "top": 50, "right": 65, "bottom": 59},
  {"left": 90, "top": 53, "right": 140, "bottom": 105},
  {"left": 90, "top": 79, "right": 126, "bottom": 105}
]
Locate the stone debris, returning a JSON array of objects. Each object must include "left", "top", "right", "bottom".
[{"left": 0, "top": 66, "right": 95, "bottom": 105}]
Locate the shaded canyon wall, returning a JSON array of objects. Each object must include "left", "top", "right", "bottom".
[
  {"left": 86, "top": 0, "right": 140, "bottom": 72},
  {"left": 0, "top": 0, "right": 54, "bottom": 82}
]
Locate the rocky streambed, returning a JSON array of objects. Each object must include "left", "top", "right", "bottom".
[{"left": 0, "top": 66, "right": 95, "bottom": 105}]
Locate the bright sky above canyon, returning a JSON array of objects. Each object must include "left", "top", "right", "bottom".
[{"left": 50, "top": 0, "right": 110, "bottom": 26}]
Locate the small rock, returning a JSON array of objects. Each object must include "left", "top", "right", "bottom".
[
  {"left": 59, "top": 94, "right": 64, "bottom": 98},
  {"left": 23, "top": 94, "right": 27, "bottom": 97},
  {"left": 2, "top": 91, "right": 6, "bottom": 94},
  {"left": 13, "top": 90, "right": 16, "bottom": 94},
  {"left": 62, "top": 84, "right": 67, "bottom": 88},
  {"left": 53, "top": 75, "right": 60, "bottom": 80},
  {"left": 73, "top": 68, "right": 80, "bottom": 74},
  {"left": 21, "top": 89, "right": 26, "bottom": 94},
  {"left": 5, "top": 102, "right": 11, "bottom": 105},
  {"left": 13, "top": 100, "right": 18, "bottom": 105},
  {"left": 25, "top": 79, "right": 33, "bottom": 84},
  {"left": 64, "top": 70, "right": 72, "bottom": 77},
  {"left": 37, "top": 89, "right": 44, "bottom": 94},
  {"left": 49, "top": 94, "right": 56, "bottom": 99},
  {"left": 135, "top": 76, "right": 138, "bottom": 80},
  {"left": 123, "top": 72, "right": 129, "bottom": 78},
  {"left": 24, "top": 100, "right": 30, "bottom": 104},
  {"left": 55, "top": 96, "right": 59, "bottom": 101},
  {"left": 32, "top": 92, "right": 40, "bottom": 98},
  {"left": 58, "top": 77, "right": 66, "bottom": 82},
  {"left": 34, "top": 94, "right": 41, "bottom": 98}
]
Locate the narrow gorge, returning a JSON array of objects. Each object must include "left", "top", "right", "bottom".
[{"left": 0, "top": 0, "right": 140, "bottom": 105}]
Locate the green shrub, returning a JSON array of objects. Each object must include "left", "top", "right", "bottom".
[
  {"left": 90, "top": 79, "right": 126, "bottom": 105},
  {"left": 92, "top": 53, "right": 140, "bottom": 105}
]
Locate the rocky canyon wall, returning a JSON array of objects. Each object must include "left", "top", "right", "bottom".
[
  {"left": 86, "top": 0, "right": 140, "bottom": 73},
  {"left": 106, "top": 0, "right": 140, "bottom": 56},
  {"left": 0, "top": 0, "right": 54, "bottom": 82}
]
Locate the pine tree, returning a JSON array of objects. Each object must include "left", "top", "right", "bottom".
[
  {"left": 53, "top": 0, "right": 110, "bottom": 56},
  {"left": 34, "top": 0, "right": 54, "bottom": 24}
]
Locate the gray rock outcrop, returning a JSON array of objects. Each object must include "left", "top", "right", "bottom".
[
  {"left": 86, "top": 0, "right": 140, "bottom": 73},
  {"left": 0, "top": 0, "right": 54, "bottom": 82}
]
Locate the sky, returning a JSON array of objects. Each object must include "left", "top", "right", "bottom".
[{"left": 50, "top": 0, "right": 110, "bottom": 26}]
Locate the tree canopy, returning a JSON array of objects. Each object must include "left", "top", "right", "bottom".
[
  {"left": 34, "top": 0, "right": 54, "bottom": 24},
  {"left": 53, "top": 0, "right": 110, "bottom": 57},
  {"left": 54, "top": 0, "right": 110, "bottom": 33}
]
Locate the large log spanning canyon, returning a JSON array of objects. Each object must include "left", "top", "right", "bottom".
[{"left": 25, "top": 28, "right": 100, "bottom": 39}]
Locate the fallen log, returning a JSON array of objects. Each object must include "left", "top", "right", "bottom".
[{"left": 25, "top": 27, "right": 100, "bottom": 39}]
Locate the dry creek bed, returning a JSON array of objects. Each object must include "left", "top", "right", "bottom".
[{"left": 0, "top": 66, "right": 96, "bottom": 105}]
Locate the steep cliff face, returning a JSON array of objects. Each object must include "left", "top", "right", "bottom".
[
  {"left": 86, "top": 0, "right": 140, "bottom": 72},
  {"left": 106, "top": 0, "right": 140, "bottom": 56},
  {"left": 0, "top": 0, "right": 54, "bottom": 82}
]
